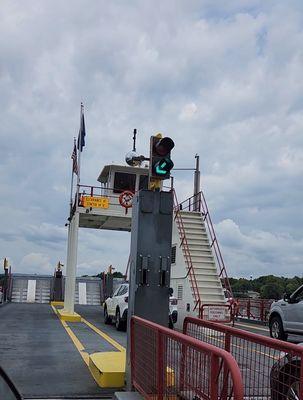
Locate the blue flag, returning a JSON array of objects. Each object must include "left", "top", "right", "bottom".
[{"left": 77, "top": 112, "right": 86, "bottom": 152}]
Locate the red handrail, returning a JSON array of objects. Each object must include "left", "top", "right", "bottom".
[
  {"left": 184, "top": 316, "right": 303, "bottom": 400},
  {"left": 131, "top": 315, "right": 244, "bottom": 400}
]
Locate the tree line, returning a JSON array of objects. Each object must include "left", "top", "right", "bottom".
[{"left": 230, "top": 275, "right": 303, "bottom": 300}]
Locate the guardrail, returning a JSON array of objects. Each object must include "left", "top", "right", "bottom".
[
  {"left": 184, "top": 316, "right": 303, "bottom": 400},
  {"left": 131, "top": 316, "right": 244, "bottom": 400},
  {"left": 236, "top": 298, "right": 274, "bottom": 322}
]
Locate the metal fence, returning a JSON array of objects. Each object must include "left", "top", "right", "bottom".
[
  {"left": 236, "top": 298, "right": 274, "bottom": 322},
  {"left": 184, "top": 316, "right": 303, "bottom": 399},
  {"left": 131, "top": 316, "right": 244, "bottom": 400}
]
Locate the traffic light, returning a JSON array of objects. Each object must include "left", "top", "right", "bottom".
[{"left": 149, "top": 134, "right": 175, "bottom": 180}]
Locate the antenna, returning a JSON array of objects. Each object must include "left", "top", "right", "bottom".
[{"left": 132, "top": 129, "right": 137, "bottom": 152}]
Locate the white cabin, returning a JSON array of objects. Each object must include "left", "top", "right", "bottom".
[{"left": 78, "top": 164, "right": 149, "bottom": 231}]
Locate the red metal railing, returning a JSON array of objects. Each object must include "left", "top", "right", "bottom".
[
  {"left": 178, "top": 191, "right": 233, "bottom": 300},
  {"left": 236, "top": 298, "right": 274, "bottom": 322},
  {"left": 173, "top": 189, "right": 201, "bottom": 312},
  {"left": 131, "top": 316, "right": 244, "bottom": 400},
  {"left": 184, "top": 316, "right": 303, "bottom": 399}
]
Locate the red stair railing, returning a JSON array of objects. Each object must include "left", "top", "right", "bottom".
[
  {"left": 173, "top": 189, "right": 201, "bottom": 312},
  {"left": 178, "top": 191, "right": 234, "bottom": 301}
]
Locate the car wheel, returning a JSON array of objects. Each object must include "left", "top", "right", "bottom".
[
  {"left": 115, "top": 309, "right": 124, "bottom": 331},
  {"left": 269, "top": 316, "right": 288, "bottom": 341},
  {"left": 286, "top": 379, "right": 300, "bottom": 400},
  {"left": 104, "top": 306, "right": 111, "bottom": 324},
  {"left": 272, "top": 366, "right": 300, "bottom": 400}
]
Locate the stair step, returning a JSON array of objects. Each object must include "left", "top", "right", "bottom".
[
  {"left": 194, "top": 272, "right": 220, "bottom": 279},
  {"left": 182, "top": 225, "right": 206, "bottom": 232},
  {"left": 187, "top": 242, "right": 211, "bottom": 249},
  {"left": 190, "top": 262, "right": 216, "bottom": 269},
  {"left": 187, "top": 248, "right": 212, "bottom": 256},
  {"left": 180, "top": 211, "right": 203, "bottom": 217},
  {"left": 201, "top": 299, "right": 226, "bottom": 305},
  {"left": 188, "top": 256, "right": 214, "bottom": 263},
  {"left": 198, "top": 286, "right": 223, "bottom": 293},
  {"left": 197, "top": 282, "right": 223, "bottom": 289},
  {"left": 185, "top": 233, "right": 209, "bottom": 245},
  {"left": 199, "top": 292, "right": 225, "bottom": 299},
  {"left": 182, "top": 221, "right": 204, "bottom": 228}
]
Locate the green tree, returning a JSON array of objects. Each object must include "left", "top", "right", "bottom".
[{"left": 260, "top": 283, "right": 284, "bottom": 300}]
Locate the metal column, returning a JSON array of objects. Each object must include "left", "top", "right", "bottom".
[
  {"left": 126, "top": 189, "right": 173, "bottom": 388},
  {"left": 63, "top": 211, "right": 79, "bottom": 314}
]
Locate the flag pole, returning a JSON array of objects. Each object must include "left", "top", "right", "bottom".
[
  {"left": 76, "top": 102, "right": 84, "bottom": 206},
  {"left": 69, "top": 137, "right": 77, "bottom": 214}
]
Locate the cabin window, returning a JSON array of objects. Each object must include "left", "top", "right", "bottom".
[
  {"left": 139, "top": 175, "right": 148, "bottom": 190},
  {"left": 113, "top": 172, "right": 136, "bottom": 193},
  {"left": 171, "top": 245, "right": 176, "bottom": 264}
]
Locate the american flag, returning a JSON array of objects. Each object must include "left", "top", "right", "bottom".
[{"left": 71, "top": 142, "right": 78, "bottom": 175}]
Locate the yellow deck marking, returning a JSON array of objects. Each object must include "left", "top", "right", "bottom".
[
  {"left": 203, "top": 330, "right": 280, "bottom": 361},
  {"left": 81, "top": 317, "right": 125, "bottom": 352},
  {"left": 234, "top": 322, "right": 268, "bottom": 332},
  {"left": 51, "top": 305, "right": 89, "bottom": 365}
]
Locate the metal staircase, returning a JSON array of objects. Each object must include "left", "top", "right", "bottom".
[{"left": 173, "top": 190, "right": 233, "bottom": 313}]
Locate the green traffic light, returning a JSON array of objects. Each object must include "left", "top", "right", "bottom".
[{"left": 154, "top": 158, "right": 174, "bottom": 176}]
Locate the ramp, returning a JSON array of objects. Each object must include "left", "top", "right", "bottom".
[
  {"left": 10, "top": 275, "right": 52, "bottom": 304},
  {"left": 75, "top": 277, "right": 102, "bottom": 305},
  {"left": 10, "top": 275, "right": 102, "bottom": 305}
]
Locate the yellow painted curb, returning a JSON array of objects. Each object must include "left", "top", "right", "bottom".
[
  {"left": 50, "top": 301, "right": 64, "bottom": 306},
  {"left": 57, "top": 309, "right": 82, "bottom": 322},
  {"left": 89, "top": 352, "right": 126, "bottom": 388}
]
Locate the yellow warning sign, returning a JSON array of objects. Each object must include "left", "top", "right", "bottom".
[{"left": 81, "top": 196, "right": 109, "bottom": 209}]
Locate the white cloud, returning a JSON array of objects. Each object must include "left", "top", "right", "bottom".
[
  {"left": 179, "top": 103, "right": 198, "bottom": 120},
  {"left": 19, "top": 253, "right": 53, "bottom": 274},
  {"left": 0, "top": 1, "right": 302, "bottom": 278},
  {"left": 215, "top": 219, "right": 303, "bottom": 277}
]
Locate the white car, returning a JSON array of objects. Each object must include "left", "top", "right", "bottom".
[
  {"left": 269, "top": 284, "right": 303, "bottom": 340},
  {"left": 104, "top": 283, "right": 178, "bottom": 331}
]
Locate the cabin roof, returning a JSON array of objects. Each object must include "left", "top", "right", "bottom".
[{"left": 97, "top": 164, "right": 149, "bottom": 183}]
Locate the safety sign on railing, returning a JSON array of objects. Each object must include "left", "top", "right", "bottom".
[
  {"left": 81, "top": 196, "right": 109, "bottom": 209},
  {"left": 201, "top": 304, "right": 232, "bottom": 323},
  {"left": 207, "top": 305, "right": 226, "bottom": 321}
]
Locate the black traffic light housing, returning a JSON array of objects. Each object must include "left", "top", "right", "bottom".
[{"left": 149, "top": 135, "right": 175, "bottom": 180}]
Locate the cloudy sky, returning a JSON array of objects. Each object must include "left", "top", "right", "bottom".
[{"left": 0, "top": 1, "right": 302, "bottom": 278}]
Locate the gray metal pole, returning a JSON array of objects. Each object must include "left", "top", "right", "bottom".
[{"left": 194, "top": 154, "right": 201, "bottom": 211}]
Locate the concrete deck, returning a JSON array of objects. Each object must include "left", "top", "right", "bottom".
[{"left": 0, "top": 303, "right": 126, "bottom": 398}]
